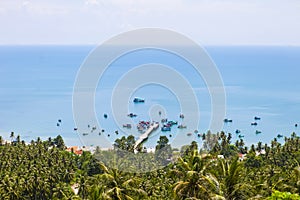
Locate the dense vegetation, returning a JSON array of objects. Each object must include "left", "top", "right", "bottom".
[{"left": 1, "top": 131, "right": 300, "bottom": 199}]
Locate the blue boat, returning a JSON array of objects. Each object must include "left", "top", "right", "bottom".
[
  {"left": 127, "top": 113, "right": 137, "bottom": 118},
  {"left": 277, "top": 134, "right": 284, "bottom": 138},
  {"left": 224, "top": 119, "right": 233, "bottom": 123},
  {"left": 161, "top": 127, "right": 171, "bottom": 132},
  {"left": 133, "top": 97, "right": 145, "bottom": 103}
]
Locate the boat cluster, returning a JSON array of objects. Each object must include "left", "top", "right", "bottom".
[
  {"left": 161, "top": 119, "right": 177, "bottom": 132},
  {"left": 161, "top": 117, "right": 187, "bottom": 132},
  {"left": 229, "top": 116, "right": 262, "bottom": 138},
  {"left": 137, "top": 121, "right": 152, "bottom": 132},
  {"left": 227, "top": 116, "right": 286, "bottom": 139}
]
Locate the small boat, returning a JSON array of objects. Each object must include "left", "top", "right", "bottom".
[
  {"left": 179, "top": 114, "right": 185, "bottom": 119},
  {"left": 238, "top": 135, "right": 244, "bottom": 138},
  {"left": 74, "top": 128, "right": 78, "bottom": 131},
  {"left": 235, "top": 129, "right": 241, "bottom": 134},
  {"left": 123, "top": 124, "right": 132, "bottom": 129},
  {"left": 178, "top": 125, "right": 187, "bottom": 129},
  {"left": 277, "top": 134, "right": 283, "bottom": 138},
  {"left": 251, "top": 122, "right": 258, "bottom": 126},
  {"left": 163, "top": 123, "right": 172, "bottom": 127},
  {"left": 187, "top": 133, "right": 192, "bottom": 136},
  {"left": 57, "top": 123, "right": 60, "bottom": 127},
  {"left": 168, "top": 121, "right": 178, "bottom": 125},
  {"left": 194, "top": 130, "right": 199, "bottom": 134},
  {"left": 161, "top": 118, "right": 168, "bottom": 123},
  {"left": 104, "top": 114, "right": 108, "bottom": 119},
  {"left": 255, "top": 130, "right": 262, "bottom": 134},
  {"left": 224, "top": 119, "right": 233, "bottom": 123},
  {"left": 133, "top": 97, "right": 145, "bottom": 103},
  {"left": 83, "top": 133, "right": 88, "bottom": 136},
  {"left": 161, "top": 127, "right": 171, "bottom": 132},
  {"left": 137, "top": 125, "right": 144, "bottom": 132},
  {"left": 127, "top": 113, "right": 137, "bottom": 118},
  {"left": 58, "top": 119, "right": 62, "bottom": 123},
  {"left": 254, "top": 116, "right": 261, "bottom": 120},
  {"left": 295, "top": 124, "right": 298, "bottom": 128},
  {"left": 158, "top": 111, "right": 162, "bottom": 115}
]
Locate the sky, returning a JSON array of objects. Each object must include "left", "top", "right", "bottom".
[{"left": 0, "top": 0, "right": 300, "bottom": 45}]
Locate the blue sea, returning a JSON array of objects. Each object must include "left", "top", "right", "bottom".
[{"left": 0, "top": 45, "right": 300, "bottom": 149}]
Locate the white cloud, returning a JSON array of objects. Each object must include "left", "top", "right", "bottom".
[
  {"left": 0, "top": 0, "right": 300, "bottom": 45},
  {"left": 85, "top": 0, "right": 99, "bottom": 6}
]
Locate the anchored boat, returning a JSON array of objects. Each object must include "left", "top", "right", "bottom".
[{"left": 133, "top": 97, "right": 145, "bottom": 103}]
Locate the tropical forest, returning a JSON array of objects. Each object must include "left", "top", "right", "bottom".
[{"left": 1, "top": 131, "right": 300, "bottom": 200}]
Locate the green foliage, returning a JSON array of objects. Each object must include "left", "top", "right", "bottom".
[
  {"left": 268, "top": 190, "right": 300, "bottom": 200},
  {"left": 1, "top": 132, "right": 300, "bottom": 199}
]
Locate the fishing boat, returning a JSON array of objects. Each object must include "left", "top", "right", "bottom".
[
  {"left": 178, "top": 124, "right": 187, "bottom": 129},
  {"left": 251, "top": 122, "right": 258, "bottom": 126},
  {"left": 254, "top": 116, "right": 261, "bottom": 120},
  {"left": 161, "top": 127, "right": 171, "bottom": 132},
  {"left": 255, "top": 130, "right": 262, "bottom": 134},
  {"left": 168, "top": 121, "right": 178, "bottom": 125},
  {"left": 133, "top": 97, "right": 145, "bottom": 103},
  {"left": 224, "top": 119, "right": 233, "bottom": 123},
  {"left": 161, "top": 118, "right": 168, "bottom": 123},
  {"left": 127, "top": 113, "right": 137, "bottom": 118},
  {"left": 123, "top": 124, "right": 132, "bottom": 129}
]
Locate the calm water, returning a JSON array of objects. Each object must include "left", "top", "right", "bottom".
[{"left": 0, "top": 45, "right": 300, "bottom": 148}]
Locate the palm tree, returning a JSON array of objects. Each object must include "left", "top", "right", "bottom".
[
  {"left": 214, "top": 158, "right": 252, "bottom": 199},
  {"left": 89, "top": 185, "right": 106, "bottom": 200},
  {"left": 10, "top": 131, "right": 14, "bottom": 142},
  {"left": 99, "top": 163, "right": 147, "bottom": 199},
  {"left": 0, "top": 136, "right": 3, "bottom": 146},
  {"left": 172, "top": 151, "right": 219, "bottom": 199}
]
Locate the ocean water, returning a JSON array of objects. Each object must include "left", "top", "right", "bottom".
[{"left": 0, "top": 45, "right": 300, "bottom": 148}]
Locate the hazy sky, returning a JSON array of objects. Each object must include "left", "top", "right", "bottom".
[{"left": 0, "top": 0, "right": 300, "bottom": 45}]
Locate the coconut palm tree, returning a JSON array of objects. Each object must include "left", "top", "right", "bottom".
[
  {"left": 99, "top": 163, "right": 147, "bottom": 200},
  {"left": 214, "top": 158, "right": 252, "bottom": 199},
  {"left": 172, "top": 151, "right": 219, "bottom": 199}
]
